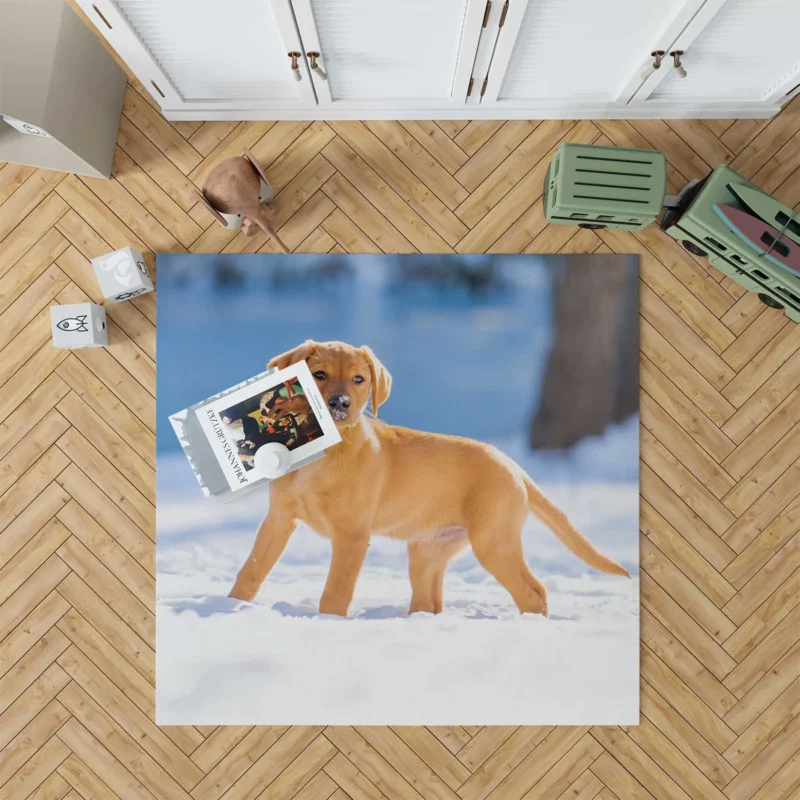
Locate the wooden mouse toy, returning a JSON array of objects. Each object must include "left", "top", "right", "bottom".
[{"left": 197, "top": 149, "right": 290, "bottom": 253}]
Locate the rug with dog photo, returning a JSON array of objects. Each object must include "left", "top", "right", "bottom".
[{"left": 156, "top": 253, "right": 640, "bottom": 724}]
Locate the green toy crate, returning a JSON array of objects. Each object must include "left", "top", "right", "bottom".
[
  {"left": 544, "top": 143, "right": 667, "bottom": 231},
  {"left": 660, "top": 164, "right": 800, "bottom": 322}
]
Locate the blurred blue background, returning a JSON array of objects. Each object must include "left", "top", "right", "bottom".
[{"left": 156, "top": 254, "right": 559, "bottom": 453}]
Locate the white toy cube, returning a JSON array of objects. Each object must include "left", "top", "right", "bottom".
[
  {"left": 50, "top": 303, "right": 107, "bottom": 349},
  {"left": 91, "top": 246, "right": 154, "bottom": 302}
]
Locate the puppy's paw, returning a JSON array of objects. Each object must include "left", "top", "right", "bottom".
[
  {"left": 318, "top": 598, "right": 350, "bottom": 617},
  {"left": 228, "top": 575, "right": 259, "bottom": 602}
]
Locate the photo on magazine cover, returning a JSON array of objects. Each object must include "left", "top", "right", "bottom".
[
  {"left": 191, "top": 360, "right": 340, "bottom": 492},
  {"left": 218, "top": 374, "right": 324, "bottom": 468},
  {"left": 156, "top": 253, "right": 640, "bottom": 726}
]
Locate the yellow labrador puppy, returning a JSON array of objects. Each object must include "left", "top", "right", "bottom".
[{"left": 229, "top": 340, "right": 628, "bottom": 616}]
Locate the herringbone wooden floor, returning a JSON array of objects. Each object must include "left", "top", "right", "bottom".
[{"left": 2, "top": 66, "right": 800, "bottom": 799}]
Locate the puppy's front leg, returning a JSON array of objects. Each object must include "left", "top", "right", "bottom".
[
  {"left": 319, "top": 532, "right": 370, "bottom": 617},
  {"left": 229, "top": 507, "right": 295, "bottom": 602}
]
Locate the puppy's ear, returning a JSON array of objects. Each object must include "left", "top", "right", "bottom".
[
  {"left": 361, "top": 346, "right": 391, "bottom": 417},
  {"left": 268, "top": 339, "right": 316, "bottom": 370}
]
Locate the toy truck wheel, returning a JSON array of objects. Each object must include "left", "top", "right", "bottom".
[
  {"left": 682, "top": 240, "right": 708, "bottom": 257},
  {"left": 578, "top": 223, "right": 606, "bottom": 230},
  {"left": 758, "top": 293, "right": 784, "bottom": 310}
]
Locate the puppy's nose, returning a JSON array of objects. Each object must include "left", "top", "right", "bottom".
[{"left": 328, "top": 394, "right": 351, "bottom": 410}]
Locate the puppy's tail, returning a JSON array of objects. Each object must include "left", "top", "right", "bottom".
[{"left": 523, "top": 474, "right": 629, "bottom": 577}]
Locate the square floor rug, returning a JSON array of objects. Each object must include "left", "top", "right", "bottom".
[{"left": 155, "top": 253, "right": 640, "bottom": 725}]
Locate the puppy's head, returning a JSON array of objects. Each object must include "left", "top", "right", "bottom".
[{"left": 268, "top": 340, "right": 391, "bottom": 427}]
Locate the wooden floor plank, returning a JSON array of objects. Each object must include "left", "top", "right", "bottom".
[
  {"left": 56, "top": 572, "right": 155, "bottom": 684},
  {"left": 0, "top": 193, "right": 69, "bottom": 281},
  {"left": 640, "top": 356, "right": 735, "bottom": 464},
  {"left": 640, "top": 681, "right": 737, "bottom": 790},
  {"left": 187, "top": 122, "right": 239, "bottom": 158},
  {"left": 723, "top": 642, "right": 800, "bottom": 734},
  {"left": 56, "top": 716, "right": 160, "bottom": 800},
  {"left": 121, "top": 85, "right": 202, "bottom": 176},
  {"left": 321, "top": 172, "right": 415, "bottom": 254},
  {"left": 453, "top": 121, "right": 539, "bottom": 193},
  {"left": 0, "top": 228, "right": 69, "bottom": 316},
  {"left": 56, "top": 499, "right": 154, "bottom": 605},
  {"left": 0, "top": 171, "right": 66, "bottom": 244},
  {"left": 457, "top": 727, "right": 549, "bottom": 800},
  {"left": 57, "top": 752, "right": 122, "bottom": 799},
  {"left": 641, "top": 611, "right": 737, "bottom": 718},
  {"left": 0, "top": 163, "right": 37, "bottom": 206},
  {"left": 324, "top": 130, "right": 461, "bottom": 250},
  {"left": 57, "top": 647, "right": 203, "bottom": 791},
  {"left": 641, "top": 392, "right": 735, "bottom": 500},
  {"left": 400, "top": 121, "right": 469, "bottom": 175},
  {"left": 0, "top": 517, "right": 72, "bottom": 610},
  {"left": 55, "top": 428, "right": 153, "bottom": 537},
  {"left": 364, "top": 121, "right": 469, "bottom": 210},
  {"left": 189, "top": 726, "right": 286, "bottom": 800},
  {"left": 56, "top": 535, "right": 153, "bottom": 643},
  {"left": 455, "top": 120, "right": 589, "bottom": 238},
  {"left": 0, "top": 265, "right": 69, "bottom": 347},
  {"left": 0, "top": 698, "right": 71, "bottom": 788},
  {"left": 641, "top": 536, "right": 736, "bottom": 645},
  {"left": 265, "top": 121, "right": 337, "bottom": 192},
  {"left": 111, "top": 148, "right": 202, "bottom": 249},
  {"left": 591, "top": 725, "right": 693, "bottom": 800},
  {"left": 0, "top": 591, "right": 70, "bottom": 682},
  {"left": 55, "top": 464, "right": 154, "bottom": 573},
  {"left": 116, "top": 115, "right": 201, "bottom": 212},
  {"left": 322, "top": 752, "right": 386, "bottom": 800},
  {"left": 641, "top": 500, "right": 736, "bottom": 608},
  {"left": 0, "top": 556, "right": 70, "bottom": 645}
]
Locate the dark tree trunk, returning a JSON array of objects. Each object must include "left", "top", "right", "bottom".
[
  {"left": 611, "top": 270, "right": 640, "bottom": 423},
  {"left": 530, "top": 254, "right": 638, "bottom": 450}
]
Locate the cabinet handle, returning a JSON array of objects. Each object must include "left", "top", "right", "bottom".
[
  {"left": 307, "top": 52, "right": 328, "bottom": 81},
  {"left": 670, "top": 50, "right": 687, "bottom": 79},
  {"left": 498, "top": 1, "right": 509, "bottom": 27},
  {"left": 92, "top": 4, "right": 113, "bottom": 29},
  {"left": 641, "top": 50, "right": 665, "bottom": 81},
  {"left": 288, "top": 51, "right": 302, "bottom": 81}
]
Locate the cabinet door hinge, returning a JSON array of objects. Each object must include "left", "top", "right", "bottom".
[
  {"left": 482, "top": 0, "right": 492, "bottom": 27},
  {"left": 467, "top": 77, "right": 475, "bottom": 97},
  {"left": 499, "top": 0, "right": 509, "bottom": 27}
]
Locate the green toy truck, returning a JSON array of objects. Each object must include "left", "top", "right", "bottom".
[
  {"left": 544, "top": 143, "right": 800, "bottom": 322},
  {"left": 659, "top": 165, "right": 800, "bottom": 322}
]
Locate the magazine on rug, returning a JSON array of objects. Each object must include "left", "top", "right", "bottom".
[
  {"left": 156, "top": 253, "right": 640, "bottom": 725},
  {"left": 192, "top": 360, "right": 341, "bottom": 491}
]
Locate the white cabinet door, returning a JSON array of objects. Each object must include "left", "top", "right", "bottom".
[
  {"left": 75, "top": 0, "right": 316, "bottom": 112},
  {"left": 479, "top": 0, "right": 707, "bottom": 112},
  {"left": 289, "top": 0, "right": 486, "bottom": 109},
  {"left": 632, "top": 0, "right": 800, "bottom": 108}
]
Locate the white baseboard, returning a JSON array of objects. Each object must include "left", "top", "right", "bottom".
[{"left": 163, "top": 103, "right": 781, "bottom": 122}]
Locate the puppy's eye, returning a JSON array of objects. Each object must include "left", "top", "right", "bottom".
[
  {"left": 313, "top": 371, "right": 327, "bottom": 380},
  {"left": 353, "top": 375, "right": 365, "bottom": 384}
]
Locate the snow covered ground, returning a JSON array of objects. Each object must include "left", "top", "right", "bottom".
[{"left": 156, "top": 420, "right": 640, "bottom": 725}]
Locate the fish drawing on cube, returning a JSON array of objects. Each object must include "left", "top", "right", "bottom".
[
  {"left": 92, "top": 245, "right": 154, "bottom": 302},
  {"left": 50, "top": 302, "right": 107, "bottom": 349}
]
